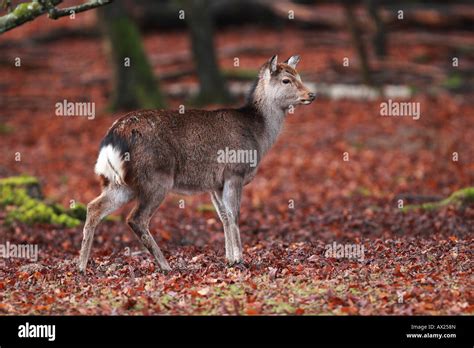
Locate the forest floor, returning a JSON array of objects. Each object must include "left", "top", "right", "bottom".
[{"left": 0, "top": 11, "right": 473, "bottom": 315}]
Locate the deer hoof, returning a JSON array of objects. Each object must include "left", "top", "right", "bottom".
[
  {"left": 227, "top": 259, "right": 246, "bottom": 269},
  {"left": 160, "top": 264, "right": 172, "bottom": 274}
]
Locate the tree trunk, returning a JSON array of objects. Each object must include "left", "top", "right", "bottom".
[
  {"left": 365, "top": 0, "right": 387, "bottom": 59},
  {"left": 343, "top": 3, "right": 373, "bottom": 86},
  {"left": 184, "top": 0, "right": 231, "bottom": 105},
  {"left": 98, "top": 0, "right": 165, "bottom": 111}
]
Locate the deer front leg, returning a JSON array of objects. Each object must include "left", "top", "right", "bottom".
[
  {"left": 221, "top": 176, "right": 243, "bottom": 265},
  {"left": 211, "top": 190, "right": 234, "bottom": 262}
]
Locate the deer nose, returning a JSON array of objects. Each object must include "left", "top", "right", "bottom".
[{"left": 308, "top": 92, "right": 316, "bottom": 100}]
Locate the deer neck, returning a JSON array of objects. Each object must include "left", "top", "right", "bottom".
[{"left": 246, "top": 80, "right": 287, "bottom": 156}]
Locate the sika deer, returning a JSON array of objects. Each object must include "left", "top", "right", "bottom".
[{"left": 78, "top": 55, "right": 315, "bottom": 273}]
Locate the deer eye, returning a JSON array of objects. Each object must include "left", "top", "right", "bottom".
[{"left": 282, "top": 79, "right": 291, "bottom": 84}]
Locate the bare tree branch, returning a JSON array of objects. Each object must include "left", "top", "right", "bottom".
[
  {"left": 0, "top": 0, "right": 113, "bottom": 35},
  {"left": 0, "top": 1, "right": 60, "bottom": 34},
  {"left": 48, "top": 0, "right": 113, "bottom": 20}
]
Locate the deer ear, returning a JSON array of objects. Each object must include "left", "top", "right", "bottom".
[
  {"left": 285, "top": 55, "right": 300, "bottom": 68},
  {"left": 268, "top": 55, "right": 278, "bottom": 74}
]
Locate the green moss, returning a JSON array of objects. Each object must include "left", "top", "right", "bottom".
[
  {"left": 135, "top": 84, "right": 163, "bottom": 110},
  {"left": 67, "top": 203, "right": 87, "bottom": 221},
  {"left": 12, "top": 2, "right": 42, "bottom": 17},
  {"left": 108, "top": 17, "right": 165, "bottom": 110},
  {"left": 449, "top": 187, "right": 474, "bottom": 203},
  {"left": 0, "top": 175, "right": 39, "bottom": 187},
  {"left": 442, "top": 74, "right": 463, "bottom": 90},
  {"left": 0, "top": 175, "right": 85, "bottom": 228},
  {"left": 402, "top": 187, "right": 474, "bottom": 212}
]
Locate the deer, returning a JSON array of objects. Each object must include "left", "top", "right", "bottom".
[{"left": 78, "top": 55, "right": 316, "bottom": 273}]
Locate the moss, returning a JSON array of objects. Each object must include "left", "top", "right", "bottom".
[
  {"left": 107, "top": 17, "right": 165, "bottom": 110},
  {"left": 12, "top": 2, "right": 42, "bottom": 18},
  {"left": 0, "top": 175, "right": 85, "bottom": 228},
  {"left": 442, "top": 74, "right": 463, "bottom": 90},
  {"left": 402, "top": 187, "right": 474, "bottom": 212},
  {"left": 0, "top": 175, "right": 39, "bottom": 187},
  {"left": 135, "top": 84, "right": 163, "bottom": 110},
  {"left": 67, "top": 203, "right": 87, "bottom": 221},
  {"left": 449, "top": 187, "right": 474, "bottom": 203}
]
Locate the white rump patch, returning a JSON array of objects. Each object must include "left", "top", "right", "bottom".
[{"left": 94, "top": 145, "right": 126, "bottom": 185}]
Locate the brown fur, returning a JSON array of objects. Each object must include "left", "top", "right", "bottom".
[
  {"left": 108, "top": 107, "right": 265, "bottom": 194},
  {"left": 78, "top": 55, "right": 315, "bottom": 273}
]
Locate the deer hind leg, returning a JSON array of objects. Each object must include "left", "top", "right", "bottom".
[
  {"left": 126, "top": 184, "right": 171, "bottom": 272},
  {"left": 214, "top": 176, "right": 244, "bottom": 265},
  {"left": 78, "top": 184, "right": 133, "bottom": 272}
]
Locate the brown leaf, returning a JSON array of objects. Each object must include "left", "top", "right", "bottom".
[{"left": 123, "top": 297, "right": 137, "bottom": 310}]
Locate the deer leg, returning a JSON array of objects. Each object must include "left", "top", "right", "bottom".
[
  {"left": 126, "top": 185, "right": 171, "bottom": 272},
  {"left": 211, "top": 190, "right": 234, "bottom": 262},
  {"left": 221, "top": 177, "right": 244, "bottom": 265},
  {"left": 78, "top": 185, "right": 133, "bottom": 272}
]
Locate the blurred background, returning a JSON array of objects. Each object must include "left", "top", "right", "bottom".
[
  {"left": 0, "top": 0, "right": 473, "bottom": 316},
  {"left": 0, "top": 0, "right": 473, "bottom": 224}
]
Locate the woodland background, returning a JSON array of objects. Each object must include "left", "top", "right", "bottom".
[{"left": 0, "top": 0, "right": 472, "bottom": 315}]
